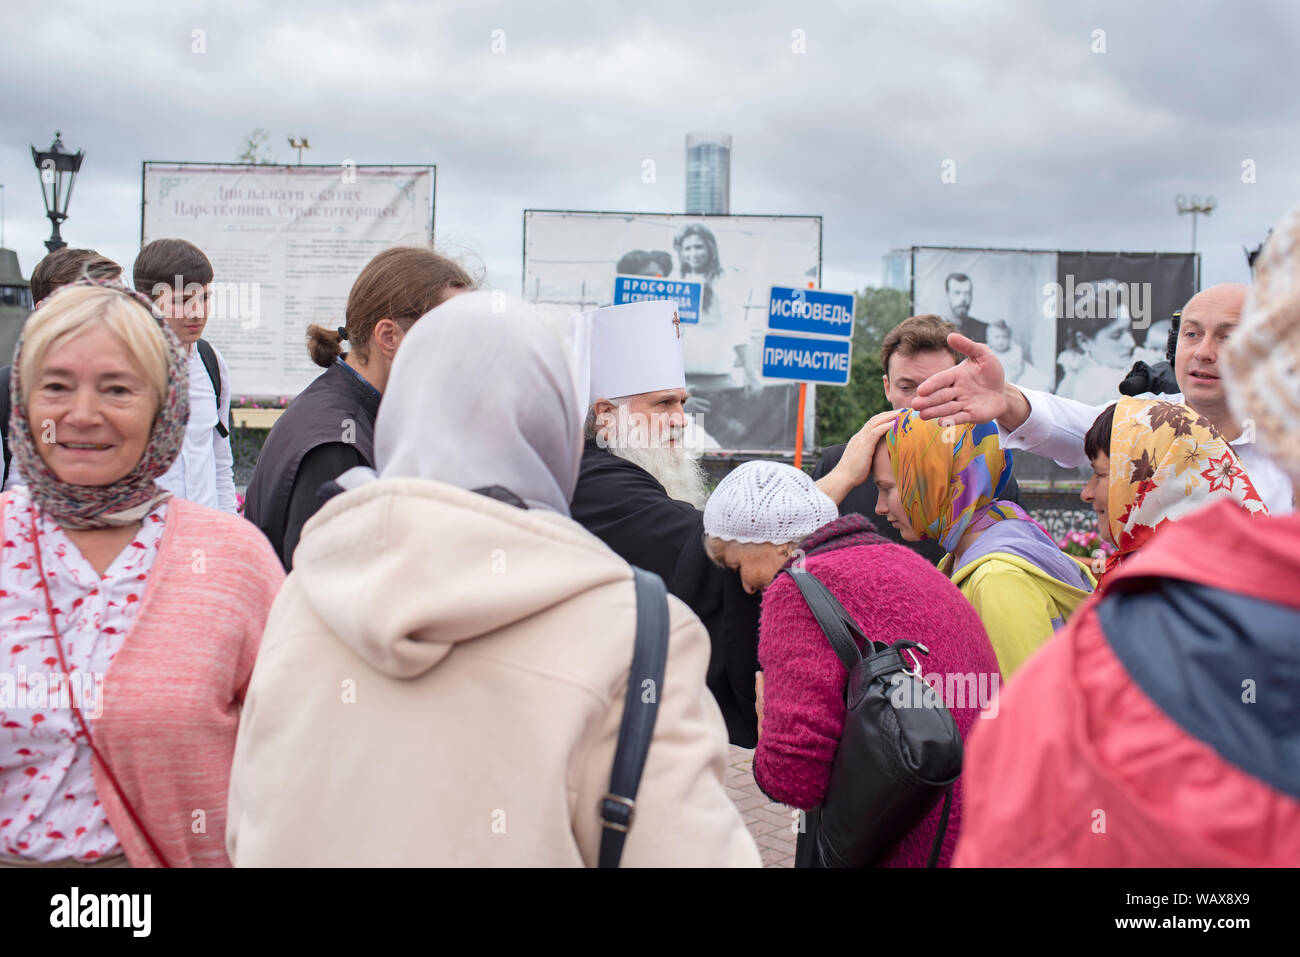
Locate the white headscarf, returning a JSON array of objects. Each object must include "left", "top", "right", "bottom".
[{"left": 371, "top": 289, "right": 585, "bottom": 516}]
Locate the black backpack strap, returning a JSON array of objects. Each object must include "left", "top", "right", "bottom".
[
  {"left": 0, "top": 365, "right": 10, "bottom": 487},
  {"left": 782, "top": 568, "right": 866, "bottom": 672},
  {"left": 598, "top": 566, "right": 670, "bottom": 868},
  {"left": 195, "top": 339, "right": 229, "bottom": 438},
  {"left": 926, "top": 786, "right": 954, "bottom": 868}
]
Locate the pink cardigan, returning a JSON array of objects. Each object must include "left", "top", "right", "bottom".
[
  {"left": 0, "top": 493, "right": 283, "bottom": 867},
  {"left": 754, "top": 520, "right": 1001, "bottom": 867}
]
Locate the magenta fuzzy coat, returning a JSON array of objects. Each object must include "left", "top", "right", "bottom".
[{"left": 753, "top": 516, "right": 1001, "bottom": 867}]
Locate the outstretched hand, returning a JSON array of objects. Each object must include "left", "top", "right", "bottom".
[{"left": 909, "top": 333, "right": 1009, "bottom": 425}]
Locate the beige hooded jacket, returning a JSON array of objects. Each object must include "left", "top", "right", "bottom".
[{"left": 226, "top": 477, "right": 760, "bottom": 867}]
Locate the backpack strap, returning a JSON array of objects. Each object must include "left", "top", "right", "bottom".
[
  {"left": 926, "top": 786, "right": 954, "bottom": 868},
  {"left": 0, "top": 365, "right": 10, "bottom": 487},
  {"left": 195, "top": 340, "right": 229, "bottom": 438},
  {"left": 598, "top": 566, "right": 670, "bottom": 868},
  {"left": 781, "top": 568, "right": 867, "bottom": 672}
]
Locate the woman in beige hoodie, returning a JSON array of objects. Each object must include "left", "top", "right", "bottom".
[{"left": 226, "top": 290, "right": 760, "bottom": 867}]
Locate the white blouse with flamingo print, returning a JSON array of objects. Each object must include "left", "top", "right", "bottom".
[{"left": 0, "top": 487, "right": 167, "bottom": 862}]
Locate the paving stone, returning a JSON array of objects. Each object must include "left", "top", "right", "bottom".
[{"left": 726, "top": 743, "right": 798, "bottom": 868}]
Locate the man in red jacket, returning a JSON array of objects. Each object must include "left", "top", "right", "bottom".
[{"left": 954, "top": 207, "right": 1300, "bottom": 867}]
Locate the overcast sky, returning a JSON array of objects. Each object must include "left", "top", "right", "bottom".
[{"left": 2, "top": 0, "right": 1296, "bottom": 295}]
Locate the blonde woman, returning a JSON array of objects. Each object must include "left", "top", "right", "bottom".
[{"left": 0, "top": 280, "right": 283, "bottom": 868}]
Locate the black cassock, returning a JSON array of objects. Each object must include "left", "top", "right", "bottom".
[{"left": 570, "top": 441, "right": 760, "bottom": 748}]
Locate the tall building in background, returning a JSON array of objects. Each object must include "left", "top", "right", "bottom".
[
  {"left": 685, "top": 132, "right": 731, "bottom": 215},
  {"left": 881, "top": 248, "right": 911, "bottom": 291}
]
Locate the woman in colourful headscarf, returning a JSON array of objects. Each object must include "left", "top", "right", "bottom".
[
  {"left": 1080, "top": 397, "right": 1267, "bottom": 574},
  {"left": 879, "top": 411, "right": 1095, "bottom": 676}
]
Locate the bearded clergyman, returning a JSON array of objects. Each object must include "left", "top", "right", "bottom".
[{"left": 569, "top": 300, "right": 877, "bottom": 747}]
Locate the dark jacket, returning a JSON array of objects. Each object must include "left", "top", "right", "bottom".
[
  {"left": 569, "top": 441, "right": 761, "bottom": 748},
  {"left": 243, "top": 360, "right": 381, "bottom": 569}
]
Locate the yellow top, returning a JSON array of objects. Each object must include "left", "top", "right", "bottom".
[{"left": 939, "top": 551, "right": 1095, "bottom": 678}]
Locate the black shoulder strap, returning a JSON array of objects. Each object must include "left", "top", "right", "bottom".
[
  {"left": 0, "top": 365, "right": 11, "bottom": 487},
  {"left": 598, "top": 566, "right": 670, "bottom": 868},
  {"left": 195, "top": 339, "right": 229, "bottom": 438},
  {"left": 782, "top": 568, "right": 867, "bottom": 672}
]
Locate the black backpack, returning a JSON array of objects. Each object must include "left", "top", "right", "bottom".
[{"left": 783, "top": 566, "right": 963, "bottom": 867}]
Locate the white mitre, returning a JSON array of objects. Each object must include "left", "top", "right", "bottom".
[{"left": 576, "top": 300, "right": 686, "bottom": 403}]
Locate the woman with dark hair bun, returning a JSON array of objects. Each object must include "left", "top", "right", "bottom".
[{"left": 243, "top": 246, "right": 474, "bottom": 569}]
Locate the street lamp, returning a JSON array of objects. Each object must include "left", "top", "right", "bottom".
[
  {"left": 30, "top": 131, "right": 84, "bottom": 254},
  {"left": 287, "top": 136, "right": 311, "bottom": 165},
  {"left": 1175, "top": 194, "right": 1216, "bottom": 253}
]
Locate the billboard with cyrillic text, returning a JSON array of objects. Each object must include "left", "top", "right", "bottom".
[{"left": 141, "top": 163, "right": 435, "bottom": 397}]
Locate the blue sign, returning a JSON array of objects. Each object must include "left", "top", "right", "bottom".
[
  {"left": 613, "top": 276, "right": 702, "bottom": 323},
  {"left": 767, "top": 286, "right": 855, "bottom": 337},
  {"left": 761, "top": 334, "right": 852, "bottom": 385}
]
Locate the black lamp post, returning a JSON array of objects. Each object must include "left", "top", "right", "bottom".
[{"left": 30, "top": 131, "right": 84, "bottom": 254}]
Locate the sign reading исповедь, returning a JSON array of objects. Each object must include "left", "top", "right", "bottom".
[
  {"left": 761, "top": 286, "right": 856, "bottom": 386},
  {"left": 766, "top": 285, "right": 855, "bottom": 336}
]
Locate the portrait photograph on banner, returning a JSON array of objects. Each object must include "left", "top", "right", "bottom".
[
  {"left": 523, "top": 210, "right": 822, "bottom": 452},
  {"left": 911, "top": 246, "right": 1059, "bottom": 394},
  {"left": 1052, "top": 252, "right": 1199, "bottom": 406}
]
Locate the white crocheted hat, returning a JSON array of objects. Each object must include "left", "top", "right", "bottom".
[{"left": 704, "top": 460, "right": 839, "bottom": 544}]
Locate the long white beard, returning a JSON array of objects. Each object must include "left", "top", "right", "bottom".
[{"left": 612, "top": 443, "right": 709, "bottom": 509}]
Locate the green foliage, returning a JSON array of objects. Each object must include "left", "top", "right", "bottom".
[
  {"left": 814, "top": 286, "right": 911, "bottom": 447},
  {"left": 852, "top": 286, "right": 912, "bottom": 361}
]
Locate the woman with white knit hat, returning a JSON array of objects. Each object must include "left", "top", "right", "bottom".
[{"left": 703, "top": 456, "right": 999, "bottom": 868}]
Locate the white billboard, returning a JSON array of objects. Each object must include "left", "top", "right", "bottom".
[
  {"left": 523, "top": 211, "right": 822, "bottom": 453},
  {"left": 141, "top": 163, "right": 434, "bottom": 397}
]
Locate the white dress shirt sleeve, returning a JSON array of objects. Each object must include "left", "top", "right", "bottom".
[
  {"left": 213, "top": 345, "right": 237, "bottom": 514},
  {"left": 996, "top": 386, "right": 1116, "bottom": 469}
]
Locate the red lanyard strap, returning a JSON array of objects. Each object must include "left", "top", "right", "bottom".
[{"left": 28, "top": 507, "right": 171, "bottom": 868}]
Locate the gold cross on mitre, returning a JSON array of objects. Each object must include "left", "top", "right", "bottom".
[{"left": 672, "top": 310, "right": 681, "bottom": 338}]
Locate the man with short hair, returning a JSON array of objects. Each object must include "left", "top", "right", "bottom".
[
  {"left": 944, "top": 273, "right": 988, "bottom": 343},
  {"left": 570, "top": 300, "right": 877, "bottom": 747},
  {"left": 134, "top": 238, "right": 237, "bottom": 513},
  {"left": 29, "top": 247, "right": 122, "bottom": 306},
  {"left": 911, "top": 282, "right": 1294, "bottom": 513},
  {"left": 813, "top": 314, "right": 1021, "bottom": 562}
]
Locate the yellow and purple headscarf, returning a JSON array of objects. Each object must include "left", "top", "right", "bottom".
[{"left": 886, "top": 410, "right": 1032, "bottom": 553}]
